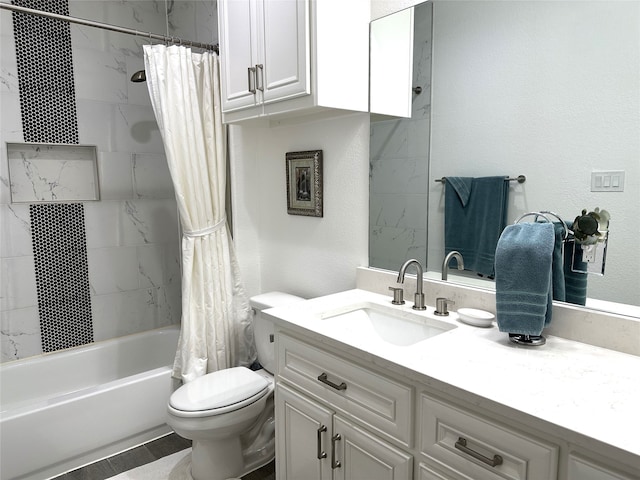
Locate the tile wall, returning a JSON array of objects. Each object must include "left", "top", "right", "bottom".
[
  {"left": 0, "top": 0, "right": 218, "bottom": 362},
  {"left": 369, "top": 2, "right": 432, "bottom": 271}
]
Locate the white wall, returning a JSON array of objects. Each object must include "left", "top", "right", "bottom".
[
  {"left": 427, "top": 1, "right": 640, "bottom": 305},
  {"left": 230, "top": 113, "right": 370, "bottom": 300}
]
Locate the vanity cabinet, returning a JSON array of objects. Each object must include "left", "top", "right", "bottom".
[
  {"left": 217, "top": 0, "right": 369, "bottom": 123},
  {"left": 277, "top": 383, "right": 412, "bottom": 480},
  {"left": 275, "top": 333, "right": 413, "bottom": 480},
  {"left": 419, "top": 394, "right": 559, "bottom": 480}
]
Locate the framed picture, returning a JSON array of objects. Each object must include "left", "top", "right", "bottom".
[{"left": 286, "top": 150, "right": 323, "bottom": 217}]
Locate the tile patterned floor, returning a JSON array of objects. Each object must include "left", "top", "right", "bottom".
[{"left": 53, "top": 433, "right": 275, "bottom": 480}]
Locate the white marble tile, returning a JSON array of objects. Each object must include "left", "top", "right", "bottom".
[
  {"left": 133, "top": 153, "right": 174, "bottom": 198},
  {"left": 0, "top": 92, "right": 24, "bottom": 147},
  {"left": 0, "top": 204, "right": 32, "bottom": 258},
  {"left": 84, "top": 201, "right": 125, "bottom": 249},
  {"left": 7, "top": 144, "right": 99, "bottom": 203},
  {"left": 370, "top": 119, "right": 409, "bottom": 160},
  {"left": 0, "top": 306, "right": 42, "bottom": 362},
  {"left": 370, "top": 155, "right": 428, "bottom": 195},
  {"left": 76, "top": 99, "right": 114, "bottom": 151},
  {"left": 194, "top": 0, "right": 218, "bottom": 45},
  {"left": 104, "top": 0, "right": 167, "bottom": 57},
  {"left": 121, "top": 199, "right": 179, "bottom": 246},
  {"left": 370, "top": 192, "right": 428, "bottom": 230},
  {"left": 98, "top": 151, "right": 134, "bottom": 200},
  {"left": 0, "top": 35, "right": 18, "bottom": 94},
  {"left": 87, "top": 246, "right": 139, "bottom": 295},
  {"left": 370, "top": 225, "right": 427, "bottom": 271},
  {"left": 0, "top": 255, "right": 37, "bottom": 312},
  {"left": 91, "top": 286, "right": 172, "bottom": 341},
  {"left": 137, "top": 244, "right": 165, "bottom": 288},
  {"left": 114, "top": 104, "right": 164, "bottom": 154},
  {"left": 73, "top": 47, "right": 128, "bottom": 103}
]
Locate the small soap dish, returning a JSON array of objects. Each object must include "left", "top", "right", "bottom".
[{"left": 457, "top": 308, "right": 494, "bottom": 328}]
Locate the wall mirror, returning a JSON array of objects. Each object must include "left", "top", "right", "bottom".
[{"left": 369, "top": 0, "right": 639, "bottom": 317}]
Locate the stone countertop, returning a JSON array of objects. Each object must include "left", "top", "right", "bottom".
[{"left": 264, "top": 288, "right": 640, "bottom": 461}]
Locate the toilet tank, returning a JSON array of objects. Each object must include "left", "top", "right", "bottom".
[{"left": 250, "top": 292, "right": 304, "bottom": 373}]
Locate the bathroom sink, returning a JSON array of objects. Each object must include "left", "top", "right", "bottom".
[{"left": 320, "top": 304, "right": 455, "bottom": 347}]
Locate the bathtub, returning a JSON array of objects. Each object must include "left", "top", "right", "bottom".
[{"left": 0, "top": 326, "right": 180, "bottom": 480}]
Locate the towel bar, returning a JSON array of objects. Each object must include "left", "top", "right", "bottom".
[{"left": 435, "top": 174, "right": 526, "bottom": 184}]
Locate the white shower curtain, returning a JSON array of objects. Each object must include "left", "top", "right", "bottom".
[{"left": 144, "top": 45, "right": 255, "bottom": 383}]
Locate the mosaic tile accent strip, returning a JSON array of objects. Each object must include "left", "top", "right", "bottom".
[
  {"left": 12, "top": 0, "right": 79, "bottom": 143},
  {"left": 30, "top": 203, "right": 94, "bottom": 352}
]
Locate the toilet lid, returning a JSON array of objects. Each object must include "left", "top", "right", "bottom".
[{"left": 170, "top": 367, "right": 269, "bottom": 413}]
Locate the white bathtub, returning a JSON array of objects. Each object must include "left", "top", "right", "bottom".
[{"left": 0, "top": 326, "right": 180, "bottom": 480}]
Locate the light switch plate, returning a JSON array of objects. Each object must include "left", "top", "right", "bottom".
[{"left": 591, "top": 171, "right": 625, "bottom": 192}]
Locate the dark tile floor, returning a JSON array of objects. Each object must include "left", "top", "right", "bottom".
[{"left": 53, "top": 433, "right": 275, "bottom": 480}]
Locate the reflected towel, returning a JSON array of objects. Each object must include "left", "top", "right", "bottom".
[
  {"left": 495, "top": 223, "right": 555, "bottom": 335},
  {"left": 551, "top": 223, "right": 566, "bottom": 302},
  {"left": 445, "top": 176, "right": 509, "bottom": 277},
  {"left": 564, "top": 242, "right": 588, "bottom": 306}
]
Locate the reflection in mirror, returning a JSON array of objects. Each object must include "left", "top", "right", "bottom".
[{"left": 369, "top": 1, "right": 640, "bottom": 317}]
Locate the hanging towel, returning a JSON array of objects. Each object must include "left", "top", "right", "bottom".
[
  {"left": 445, "top": 176, "right": 509, "bottom": 277},
  {"left": 495, "top": 223, "right": 555, "bottom": 335},
  {"left": 551, "top": 223, "right": 567, "bottom": 302},
  {"left": 564, "top": 242, "right": 588, "bottom": 306}
]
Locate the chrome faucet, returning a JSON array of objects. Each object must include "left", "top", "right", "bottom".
[
  {"left": 397, "top": 259, "right": 426, "bottom": 310},
  {"left": 442, "top": 251, "right": 464, "bottom": 281}
]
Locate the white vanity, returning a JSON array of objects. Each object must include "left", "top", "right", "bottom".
[{"left": 266, "top": 285, "right": 640, "bottom": 480}]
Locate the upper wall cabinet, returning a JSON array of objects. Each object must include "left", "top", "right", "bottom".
[{"left": 218, "top": 0, "right": 370, "bottom": 124}]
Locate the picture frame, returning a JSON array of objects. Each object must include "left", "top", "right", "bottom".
[{"left": 285, "top": 150, "right": 323, "bottom": 217}]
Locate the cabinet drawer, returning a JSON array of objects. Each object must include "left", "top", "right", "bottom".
[
  {"left": 420, "top": 394, "right": 558, "bottom": 480},
  {"left": 277, "top": 334, "right": 412, "bottom": 446}
]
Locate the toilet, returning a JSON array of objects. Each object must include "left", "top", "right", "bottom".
[{"left": 166, "top": 292, "right": 304, "bottom": 480}]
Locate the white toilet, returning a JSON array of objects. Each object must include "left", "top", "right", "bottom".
[{"left": 166, "top": 292, "right": 304, "bottom": 480}]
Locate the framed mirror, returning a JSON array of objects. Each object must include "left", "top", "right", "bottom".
[{"left": 369, "top": 1, "right": 640, "bottom": 317}]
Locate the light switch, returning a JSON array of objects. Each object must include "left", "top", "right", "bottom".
[{"left": 591, "top": 170, "right": 625, "bottom": 192}]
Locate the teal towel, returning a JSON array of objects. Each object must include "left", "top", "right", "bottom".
[
  {"left": 495, "top": 223, "right": 555, "bottom": 335},
  {"left": 564, "top": 242, "right": 588, "bottom": 306},
  {"left": 551, "top": 223, "right": 566, "bottom": 302},
  {"left": 445, "top": 176, "right": 509, "bottom": 277}
]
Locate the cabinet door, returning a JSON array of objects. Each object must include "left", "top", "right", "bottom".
[
  {"left": 261, "top": 0, "right": 310, "bottom": 103},
  {"left": 218, "top": 0, "right": 260, "bottom": 112},
  {"left": 568, "top": 454, "right": 637, "bottom": 480},
  {"left": 333, "top": 416, "right": 413, "bottom": 480},
  {"left": 276, "top": 383, "right": 332, "bottom": 480}
]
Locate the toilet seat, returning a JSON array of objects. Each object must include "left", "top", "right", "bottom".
[{"left": 169, "top": 367, "right": 270, "bottom": 418}]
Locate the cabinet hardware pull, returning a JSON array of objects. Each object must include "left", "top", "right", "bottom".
[
  {"left": 331, "top": 433, "right": 342, "bottom": 469},
  {"left": 247, "top": 66, "right": 256, "bottom": 94},
  {"left": 256, "top": 64, "right": 264, "bottom": 92},
  {"left": 455, "top": 437, "right": 503, "bottom": 467},
  {"left": 316, "top": 425, "right": 327, "bottom": 459},
  {"left": 317, "top": 372, "right": 347, "bottom": 391}
]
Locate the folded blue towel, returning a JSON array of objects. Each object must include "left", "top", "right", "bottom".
[
  {"left": 495, "top": 223, "right": 555, "bottom": 335},
  {"left": 564, "top": 242, "right": 588, "bottom": 306},
  {"left": 445, "top": 176, "right": 509, "bottom": 277},
  {"left": 551, "top": 223, "right": 566, "bottom": 302}
]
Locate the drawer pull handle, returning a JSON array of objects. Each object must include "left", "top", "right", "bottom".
[
  {"left": 318, "top": 372, "right": 347, "bottom": 391},
  {"left": 455, "top": 437, "right": 503, "bottom": 467},
  {"left": 317, "top": 425, "right": 327, "bottom": 459},
  {"left": 331, "top": 433, "right": 342, "bottom": 469}
]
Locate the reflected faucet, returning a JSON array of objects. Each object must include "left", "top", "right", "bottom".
[
  {"left": 442, "top": 251, "right": 464, "bottom": 281},
  {"left": 397, "top": 259, "right": 426, "bottom": 310}
]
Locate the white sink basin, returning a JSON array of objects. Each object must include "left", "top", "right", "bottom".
[{"left": 321, "top": 304, "right": 455, "bottom": 347}]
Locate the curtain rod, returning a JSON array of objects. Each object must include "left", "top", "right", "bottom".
[
  {"left": 0, "top": 2, "right": 218, "bottom": 53},
  {"left": 435, "top": 175, "right": 526, "bottom": 184}
]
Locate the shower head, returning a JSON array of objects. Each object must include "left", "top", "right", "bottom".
[{"left": 130, "top": 70, "right": 146, "bottom": 83}]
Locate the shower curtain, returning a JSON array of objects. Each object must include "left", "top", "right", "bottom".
[{"left": 144, "top": 45, "right": 255, "bottom": 383}]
